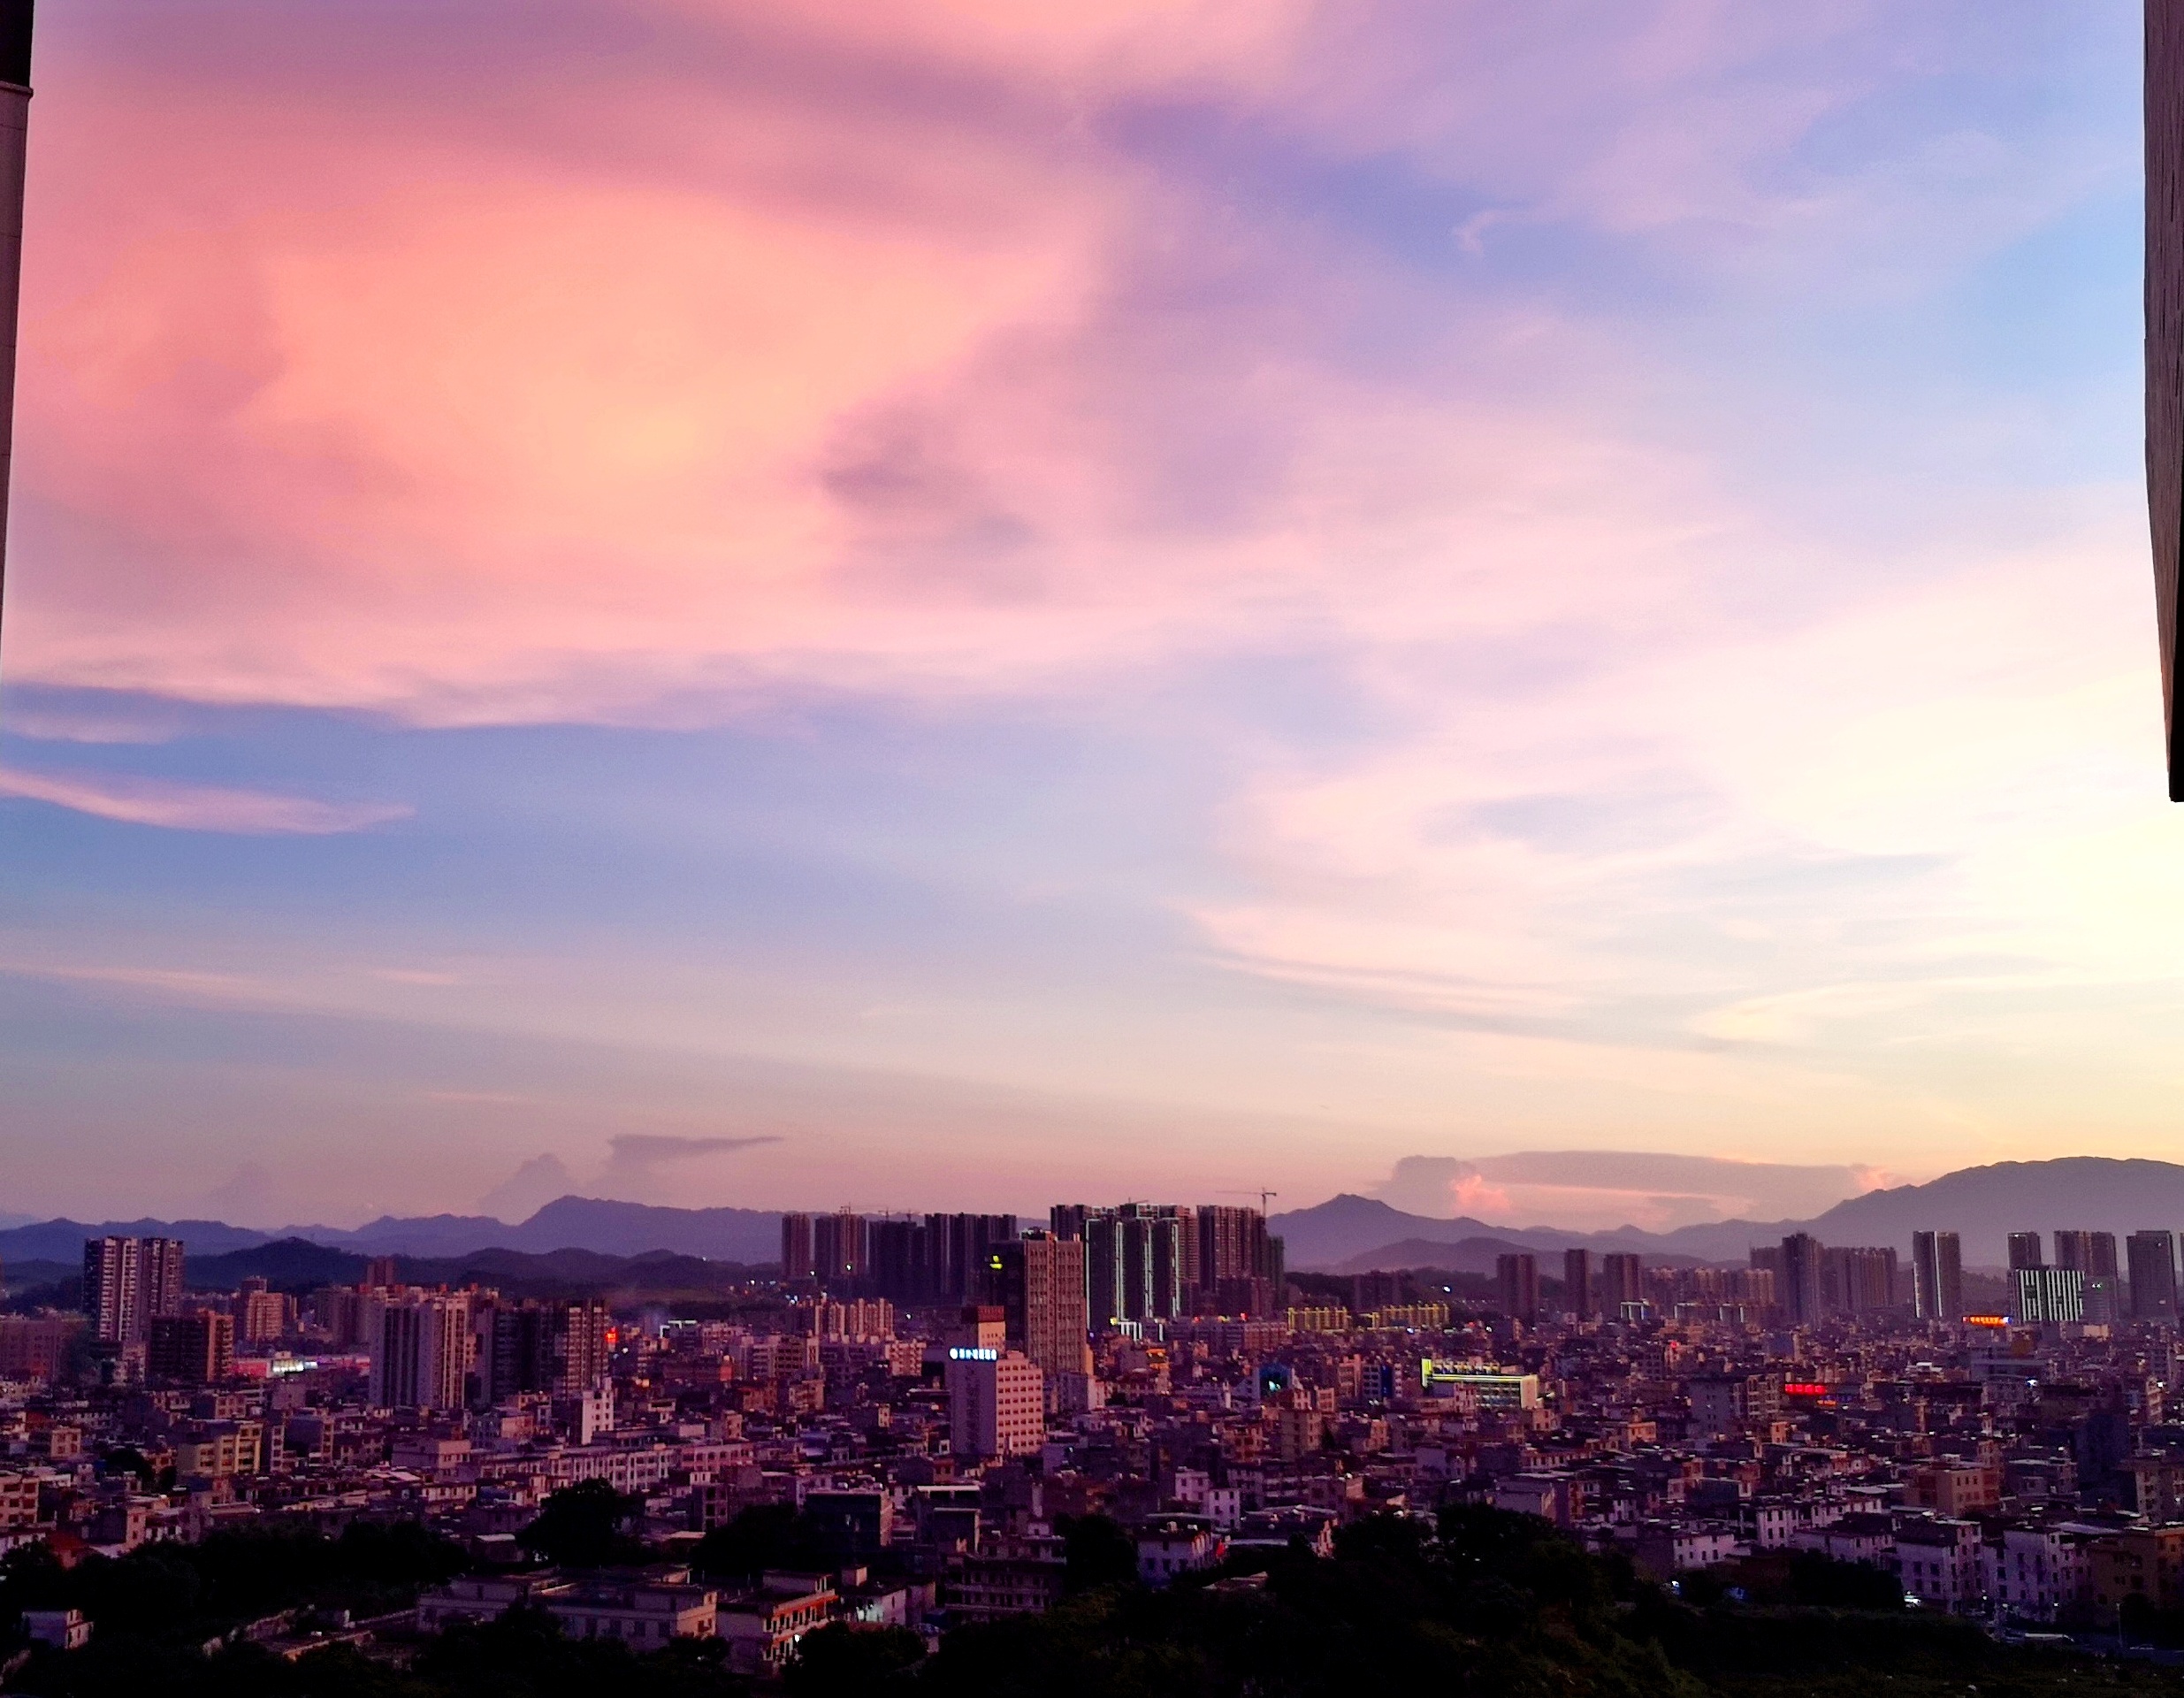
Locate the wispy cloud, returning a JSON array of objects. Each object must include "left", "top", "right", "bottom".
[
  {"left": 1374, "top": 1151, "right": 1901, "bottom": 1232},
  {"left": 1, "top": 704, "right": 185, "bottom": 744},
  {"left": 0, "top": 0, "right": 2158, "bottom": 1217},
  {"left": 475, "top": 1152, "right": 577, "bottom": 1220},
  {"left": 594, "top": 1134, "right": 786, "bottom": 1200},
  {"left": 0, "top": 766, "right": 410, "bottom": 834},
  {"left": 4, "top": 2, "right": 2109, "bottom": 726},
  {"left": 9, "top": 961, "right": 274, "bottom": 1003}
]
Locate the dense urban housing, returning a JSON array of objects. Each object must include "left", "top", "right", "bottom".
[{"left": 4, "top": 1202, "right": 2184, "bottom": 1687}]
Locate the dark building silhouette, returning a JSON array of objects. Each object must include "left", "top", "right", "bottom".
[
  {"left": 0, "top": 1, "right": 29, "bottom": 632},
  {"left": 1562, "top": 1248, "right": 1592, "bottom": 1319},
  {"left": 475, "top": 1298, "right": 610, "bottom": 1405},
  {"left": 2130, "top": 1229, "right": 2180, "bottom": 1322},
  {"left": 1824, "top": 1245, "right": 1898, "bottom": 1317},
  {"left": 1779, "top": 1234, "right": 1824, "bottom": 1326},
  {"left": 813, "top": 1211, "right": 867, "bottom": 1291},
  {"left": 942, "top": 1214, "right": 1019, "bottom": 1303},
  {"left": 149, "top": 1312, "right": 234, "bottom": 1386},
  {"left": 780, "top": 1213, "right": 814, "bottom": 1281},
  {"left": 1912, "top": 1229, "right": 1963, "bottom": 1323},
  {"left": 1495, "top": 1252, "right": 1539, "bottom": 1322},
  {"left": 1601, "top": 1251, "right": 1645, "bottom": 1315},
  {"left": 867, "top": 1213, "right": 1019, "bottom": 1304},
  {"left": 2151, "top": 2, "right": 2184, "bottom": 793},
  {"left": 1195, "top": 1206, "right": 1272, "bottom": 1312}
]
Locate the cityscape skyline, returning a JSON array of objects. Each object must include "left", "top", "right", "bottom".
[
  {"left": 0, "top": 1146, "right": 2168, "bottom": 1251},
  {"left": 3, "top": 4, "right": 2184, "bottom": 1689},
  {"left": 26, "top": 1157, "right": 2184, "bottom": 1280},
  {"left": 0, "top": 1144, "right": 1919, "bottom": 1236},
  {"left": 13, "top": 1181, "right": 2184, "bottom": 1669}
]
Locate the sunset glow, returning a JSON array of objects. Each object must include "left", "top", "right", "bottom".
[{"left": 0, "top": 1, "right": 2164, "bottom": 1226}]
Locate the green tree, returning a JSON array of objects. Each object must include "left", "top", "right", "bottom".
[
  {"left": 518, "top": 1481, "right": 645, "bottom": 1569},
  {"left": 99, "top": 1449, "right": 158, "bottom": 1493},
  {"left": 414, "top": 1604, "right": 745, "bottom": 1698},
  {"left": 1786, "top": 1549, "right": 1904, "bottom": 1611},
  {"left": 783, "top": 1621, "right": 924, "bottom": 1698},
  {"left": 1058, "top": 1514, "right": 1138, "bottom": 1595},
  {"left": 692, "top": 1504, "right": 833, "bottom": 1586}
]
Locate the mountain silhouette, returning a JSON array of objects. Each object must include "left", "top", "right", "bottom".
[{"left": 1271, "top": 1158, "right": 2184, "bottom": 1270}]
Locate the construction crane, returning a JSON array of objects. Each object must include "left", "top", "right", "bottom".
[{"left": 1220, "top": 1189, "right": 1279, "bottom": 1216}]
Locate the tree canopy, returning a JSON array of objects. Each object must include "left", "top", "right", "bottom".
[{"left": 517, "top": 1480, "right": 646, "bottom": 1569}]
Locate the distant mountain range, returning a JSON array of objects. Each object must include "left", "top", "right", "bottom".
[
  {"left": 1322, "top": 1234, "right": 1722, "bottom": 1279},
  {"left": 1267, "top": 1196, "right": 1737, "bottom": 1274},
  {"left": 326, "top": 1197, "right": 783, "bottom": 1261},
  {"left": 3, "top": 1236, "right": 767, "bottom": 1299},
  {"left": 0, "top": 1195, "right": 782, "bottom": 1270},
  {"left": 1269, "top": 1159, "right": 2184, "bottom": 1273},
  {"left": 7, "top": 1158, "right": 2182, "bottom": 1283}
]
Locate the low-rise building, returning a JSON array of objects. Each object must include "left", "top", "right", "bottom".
[
  {"left": 1894, "top": 1518, "right": 1984, "bottom": 1614},
  {"left": 23, "top": 1610, "right": 90, "bottom": 1651},
  {"left": 0, "top": 1471, "right": 38, "bottom": 1530},
  {"left": 1493, "top": 1472, "right": 1585, "bottom": 1527},
  {"left": 1229, "top": 1504, "right": 1337, "bottom": 1560},
  {"left": 1135, "top": 1516, "right": 1225, "bottom": 1585},
  {"left": 717, "top": 1571, "right": 837, "bottom": 1675},
  {"left": 1905, "top": 1464, "right": 2001, "bottom": 1518},
  {"left": 541, "top": 1572, "right": 718, "bottom": 1645},
  {"left": 416, "top": 1567, "right": 717, "bottom": 1644},
  {"left": 1791, "top": 1511, "right": 1895, "bottom": 1567},
  {"left": 1988, "top": 1524, "right": 2094, "bottom": 1623},
  {"left": 2089, "top": 1526, "right": 2184, "bottom": 1624},
  {"left": 1632, "top": 1519, "right": 1741, "bottom": 1579},
  {"left": 949, "top": 1530, "right": 1067, "bottom": 1622}
]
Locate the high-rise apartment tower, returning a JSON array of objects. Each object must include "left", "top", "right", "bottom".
[
  {"left": 82, "top": 1236, "right": 186, "bottom": 1347},
  {"left": 780, "top": 1213, "right": 815, "bottom": 1282},
  {"left": 1601, "top": 1252, "right": 1645, "bottom": 1315},
  {"left": 1496, "top": 1253, "right": 1539, "bottom": 1323},
  {"left": 989, "top": 1232, "right": 1092, "bottom": 1379},
  {"left": 2131, "top": 1230, "right": 2180, "bottom": 1323},
  {"left": 813, "top": 1212, "right": 867, "bottom": 1292},
  {"left": 149, "top": 1311, "right": 234, "bottom": 1386},
  {"left": 370, "top": 1295, "right": 470, "bottom": 1412},
  {"left": 1779, "top": 1234, "right": 1824, "bottom": 1327},
  {"left": 1911, "top": 1230, "right": 1963, "bottom": 1324},
  {"left": 1562, "top": 1248, "right": 1592, "bottom": 1319}
]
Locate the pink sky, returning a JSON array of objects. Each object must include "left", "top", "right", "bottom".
[{"left": 0, "top": 2, "right": 2171, "bottom": 1225}]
